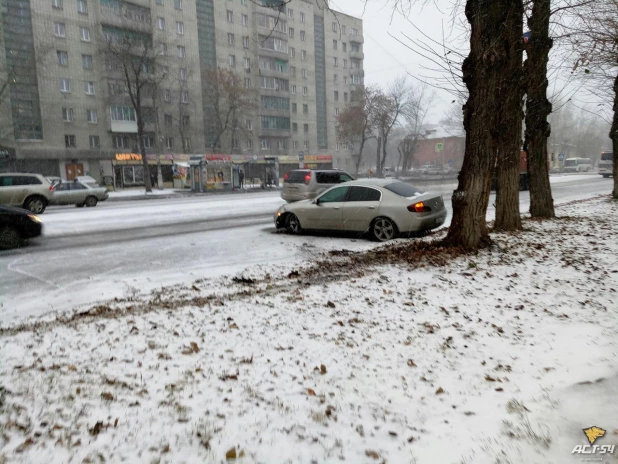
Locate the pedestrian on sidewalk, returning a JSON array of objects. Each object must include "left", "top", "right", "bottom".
[{"left": 239, "top": 169, "right": 245, "bottom": 189}]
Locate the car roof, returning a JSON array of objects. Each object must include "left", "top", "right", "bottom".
[
  {"left": 344, "top": 178, "right": 398, "bottom": 187},
  {"left": 0, "top": 172, "right": 45, "bottom": 177}
]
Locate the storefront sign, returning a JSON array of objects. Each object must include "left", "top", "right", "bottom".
[
  {"left": 116, "top": 153, "right": 142, "bottom": 161},
  {"left": 205, "top": 154, "right": 232, "bottom": 161}
]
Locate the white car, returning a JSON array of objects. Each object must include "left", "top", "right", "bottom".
[
  {"left": 274, "top": 179, "right": 447, "bottom": 241},
  {"left": 49, "top": 179, "right": 109, "bottom": 207}
]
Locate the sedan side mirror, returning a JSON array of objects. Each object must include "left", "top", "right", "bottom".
[{"left": 314, "top": 198, "right": 320, "bottom": 205}]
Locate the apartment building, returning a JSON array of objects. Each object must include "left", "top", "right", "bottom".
[
  {"left": 1, "top": 0, "right": 204, "bottom": 185},
  {"left": 0, "top": 0, "right": 363, "bottom": 182}
]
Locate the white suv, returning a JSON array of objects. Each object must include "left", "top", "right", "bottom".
[{"left": 0, "top": 173, "right": 55, "bottom": 213}]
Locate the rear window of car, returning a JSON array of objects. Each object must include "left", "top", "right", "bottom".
[
  {"left": 285, "top": 170, "right": 310, "bottom": 183},
  {"left": 383, "top": 182, "right": 424, "bottom": 197},
  {"left": 347, "top": 186, "right": 381, "bottom": 202},
  {"left": 601, "top": 152, "right": 613, "bottom": 161},
  {"left": 315, "top": 172, "right": 340, "bottom": 184},
  {"left": 0, "top": 175, "right": 42, "bottom": 186}
]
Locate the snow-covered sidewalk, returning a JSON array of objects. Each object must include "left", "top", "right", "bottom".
[{"left": 1, "top": 197, "right": 617, "bottom": 464}]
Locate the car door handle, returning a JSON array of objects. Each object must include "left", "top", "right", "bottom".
[
  {"left": 333, "top": 206, "right": 340, "bottom": 210},
  {"left": 368, "top": 206, "right": 375, "bottom": 209}
]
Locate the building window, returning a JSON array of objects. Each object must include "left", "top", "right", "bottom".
[
  {"left": 292, "top": 102, "right": 297, "bottom": 113},
  {"left": 289, "top": 27, "right": 294, "bottom": 38},
  {"left": 227, "top": 10, "right": 233, "bottom": 23},
  {"left": 303, "top": 123, "right": 308, "bottom": 133},
  {"left": 335, "top": 107, "right": 340, "bottom": 116},
  {"left": 344, "top": 92, "right": 348, "bottom": 102},
  {"left": 164, "top": 114, "right": 172, "bottom": 126},
  {"left": 242, "top": 14, "right": 248, "bottom": 26},
  {"left": 57, "top": 50, "right": 68, "bottom": 66},
  {"left": 343, "top": 42, "right": 347, "bottom": 52},
  {"left": 333, "top": 57, "right": 338, "bottom": 67},
  {"left": 291, "top": 84, "right": 296, "bottom": 94},
  {"left": 304, "top": 141, "right": 309, "bottom": 150},
  {"left": 300, "top": 30, "right": 305, "bottom": 41},
  {"left": 301, "top": 50, "right": 306, "bottom": 60},
  {"left": 62, "top": 107, "right": 73, "bottom": 122},
  {"left": 290, "top": 47, "right": 295, "bottom": 58},
  {"left": 260, "top": 139, "right": 270, "bottom": 150},
  {"left": 177, "top": 45, "right": 185, "bottom": 58},
  {"left": 332, "top": 22, "right": 337, "bottom": 32},
  {"left": 278, "top": 139, "right": 286, "bottom": 149},
  {"left": 288, "top": 8, "right": 293, "bottom": 18},
  {"left": 342, "top": 25, "right": 347, "bottom": 34},
  {"left": 334, "top": 90, "right": 339, "bottom": 101},
  {"left": 228, "top": 33, "right": 235, "bottom": 45},
  {"left": 343, "top": 76, "right": 348, "bottom": 85},
  {"left": 246, "top": 119, "right": 253, "bottom": 130},
  {"left": 158, "top": 42, "right": 167, "bottom": 55},
  {"left": 245, "top": 139, "right": 253, "bottom": 149},
  {"left": 181, "top": 115, "right": 190, "bottom": 127},
  {"left": 89, "top": 135, "right": 100, "bottom": 148},
  {"left": 302, "top": 86, "right": 308, "bottom": 96},
  {"left": 156, "top": 0, "right": 163, "bottom": 4},
  {"left": 86, "top": 109, "right": 98, "bottom": 123},
  {"left": 229, "top": 55, "right": 236, "bottom": 67},
  {"left": 181, "top": 91, "right": 188, "bottom": 103},
  {"left": 82, "top": 54, "right": 93, "bottom": 69},
  {"left": 110, "top": 106, "right": 137, "bottom": 121},
  {"left": 292, "top": 123, "right": 297, "bottom": 132},
  {"left": 343, "top": 59, "right": 348, "bottom": 68},
  {"left": 242, "top": 36, "right": 249, "bottom": 49},
  {"left": 163, "top": 89, "right": 171, "bottom": 102},
  {"left": 244, "top": 78, "right": 251, "bottom": 88},
  {"left": 333, "top": 39, "right": 338, "bottom": 50},
  {"left": 334, "top": 74, "right": 338, "bottom": 83},
  {"left": 179, "top": 68, "right": 187, "bottom": 80},
  {"left": 157, "top": 17, "right": 165, "bottom": 30},
  {"left": 143, "top": 134, "right": 154, "bottom": 148},
  {"left": 241, "top": 0, "right": 247, "bottom": 4},
  {"left": 77, "top": 0, "right": 87, "bottom": 15},
  {"left": 80, "top": 27, "right": 90, "bottom": 42},
  {"left": 52, "top": 0, "right": 63, "bottom": 9},
  {"left": 84, "top": 81, "right": 95, "bottom": 95},
  {"left": 293, "top": 140, "right": 298, "bottom": 149},
  {"left": 300, "top": 12, "right": 305, "bottom": 23},
  {"left": 303, "top": 104, "right": 308, "bottom": 114},
  {"left": 60, "top": 78, "right": 71, "bottom": 93},
  {"left": 174, "top": 0, "right": 182, "bottom": 10},
  {"left": 243, "top": 57, "right": 250, "bottom": 69},
  {"left": 176, "top": 22, "right": 184, "bottom": 34},
  {"left": 183, "top": 138, "right": 192, "bottom": 150},
  {"left": 352, "top": 28, "right": 359, "bottom": 36},
  {"left": 302, "top": 68, "right": 307, "bottom": 78},
  {"left": 165, "top": 137, "right": 174, "bottom": 149},
  {"left": 54, "top": 22, "right": 66, "bottom": 38},
  {"left": 112, "top": 135, "right": 129, "bottom": 148},
  {"left": 290, "top": 65, "right": 296, "bottom": 77},
  {"left": 65, "top": 135, "right": 76, "bottom": 148}
]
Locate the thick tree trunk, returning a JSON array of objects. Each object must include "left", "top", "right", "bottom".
[
  {"left": 494, "top": 0, "right": 524, "bottom": 231},
  {"left": 380, "top": 135, "right": 389, "bottom": 177},
  {"left": 136, "top": 111, "right": 152, "bottom": 193},
  {"left": 375, "top": 137, "right": 382, "bottom": 175},
  {"left": 524, "top": 0, "right": 555, "bottom": 217},
  {"left": 609, "top": 74, "right": 618, "bottom": 200},
  {"left": 446, "top": 0, "right": 523, "bottom": 248}
]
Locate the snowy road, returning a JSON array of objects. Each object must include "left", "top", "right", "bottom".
[{"left": 0, "top": 175, "right": 612, "bottom": 324}]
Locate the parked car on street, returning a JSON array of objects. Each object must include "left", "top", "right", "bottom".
[
  {"left": 281, "top": 169, "right": 355, "bottom": 202},
  {"left": 275, "top": 179, "right": 447, "bottom": 241},
  {"left": 0, "top": 205, "right": 43, "bottom": 249},
  {"left": 49, "top": 179, "right": 109, "bottom": 207},
  {"left": 0, "top": 173, "right": 55, "bottom": 214}
]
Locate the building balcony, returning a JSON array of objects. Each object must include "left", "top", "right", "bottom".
[
  {"left": 349, "top": 35, "right": 364, "bottom": 45},
  {"left": 258, "top": 47, "right": 289, "bottom": 60},
  {"left": 100, "top": 5, "right": 151, "bottom": 31},
  {"left": 258, "top": 67, "right": 289, "bottom": 78},
  {"left": 259, "top": 88, "right": 290, "bottom": 97},
  {"left": 110, "top": 120, "right": 138, "bottom": 133},
  {"left": 260, "top": 108, "right": 291, "bottom": 118},
  {"left": 349, "top": 51, "right": 364, "bottom": 60},
  {"left": 259, "top": 128, "right": 291, "bottom": 138}
]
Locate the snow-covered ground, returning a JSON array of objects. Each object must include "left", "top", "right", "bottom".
[
  {"left": 107, "top": 188, "right": 179, "bottom": 198},
  {"left": 1, "top": 195, "right": 616, "bottom": 464}
]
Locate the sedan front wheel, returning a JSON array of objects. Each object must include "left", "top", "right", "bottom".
[
  {"left": 371, "top": 217, "right": 397, "bottom": 242},
  {"left": 286, "top": 213, "right": 302, "bottom": 234}
]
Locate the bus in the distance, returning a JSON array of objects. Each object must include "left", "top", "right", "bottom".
[
  {"left": 599, "top": 151, "right": 613, "bottom": 178},
  {"left": 563, "top": 157, "right": 593, "bottom": 173}
]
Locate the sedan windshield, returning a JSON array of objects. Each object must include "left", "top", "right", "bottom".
[{"left": 383, "top": 182, "right": 424, "bottom": 197}]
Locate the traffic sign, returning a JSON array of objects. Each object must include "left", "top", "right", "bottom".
[
  {"left": 435, "top": 142, "right": 444, "bottom": 152},
  {"left": 448, "top": 159, "right": 454, "bottom": 166},
  {"left": 298, "top": 151, "right": 304, "bottom": 161},
  {"left": 558, "top": 153, "right": 564, "bottom": 161}
]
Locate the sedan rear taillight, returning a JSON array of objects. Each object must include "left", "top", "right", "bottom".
[{"left": 407, "top": 201, "right": 431, "bottom": 213}]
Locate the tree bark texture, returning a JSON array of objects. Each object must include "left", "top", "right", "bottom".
[
  {"left": 447, "top": 0, "right": 524, "bottom": 248},
  {"left": 494, "top": 0, "right": 525, "bottom": 231},
  {"left": 609, "top": 74, "right": 618, "bottom": 200},
  {"left": 355, "top": 138, "right": 366, "bottom": 176},
  {"left": 375, "top": 137, "right": 382, "bottom": 175},
  {"left": 524, "top": 0, "right": 555, "bottom": 217}
]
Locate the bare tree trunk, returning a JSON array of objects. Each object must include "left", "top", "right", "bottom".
[
  {"left": 355, "top": 138, "right": 366, "bottom": 176},
  {"left": 495, "top": 0, "right": 524, "bottom": 231},
  {"left": 609, "top": 70, "right": 618, "bottom": 200},
  {"left": 525, "top": 0, "right": 555, "bottom": 217},
  {"left": 375, "top": 137, "right": 382, "bottom": 175},
  {"left": 136, "top": 108, "right": 152, "bottom": 193},
  {"left": 380, "top": 135, "right": 389, "bottom": 177},
  {"left": 447, "top": 0, "right": 523, "bottom": 248}
]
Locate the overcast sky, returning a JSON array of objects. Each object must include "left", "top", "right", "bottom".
[{"left": 329, "top": 0, "right": 463, "bottom": 123}]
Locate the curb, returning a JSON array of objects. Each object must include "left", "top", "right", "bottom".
[{"left": 106, "top": 187, "right": 282, "bottom": 202}]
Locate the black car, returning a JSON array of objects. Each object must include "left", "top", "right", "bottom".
[{"left": 0, "top": 205, "right": 43, "bottom": 249}]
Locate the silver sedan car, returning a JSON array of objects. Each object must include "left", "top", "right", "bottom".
[
  {"left": 49, "top": 180, "right": 109, "bottom": 207},
  {"left": 274, "top": 179, "right": 447, "bottom": 241}
]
